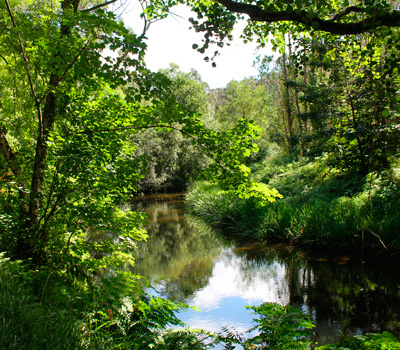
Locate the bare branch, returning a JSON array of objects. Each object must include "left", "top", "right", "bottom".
[
  {"left": 139, "top": 0, "right": 152, "bottom": 36},
  {"left": 0, "top": 53, "right": 9, "bottom": 65},
  {"left": 83, "top": 0, "right": 118, "bottom": 12}
]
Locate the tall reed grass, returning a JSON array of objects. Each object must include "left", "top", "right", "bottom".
[
  {"left": 186, "top": 182, "right": 266, "bottom": 239},
  {"left": 186, "top": 165, "right": 400, "bottom": 254}
]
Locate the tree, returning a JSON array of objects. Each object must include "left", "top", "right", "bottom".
[
  {"left": 132, "top": 65, "right": 213, "bottom": 192},
  {"left": 143, "top": 0, "right": 398, "bottom": 168},
  {"left": 214, "top": 79, "right": 267, "bottom": 127},
  {"left": 280, "top": 30, "right": 400, "bottom": 173},
  {"left": 0, "top": 0, "right": 277, "bottom": 270},
  {"left": 139, "top": 0, "right": 399, "bottom": 61},
  {"left": 206, "top": 0, "right": 400, "bottom": 34},
  {"left": 0, "top": 0, "right": 156, "bottom": 266},
  {"left": 211, "top": 78, "right": 282, "bottom": 160}
]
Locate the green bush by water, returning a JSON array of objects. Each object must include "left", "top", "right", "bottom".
[
  {"left": 0, "top": 254, "right": 215, "bottom": 350},
  {"left": 186, "top": 182, "right": 266, "bottom": 239}
]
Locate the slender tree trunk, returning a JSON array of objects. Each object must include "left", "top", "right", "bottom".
[
  {"left": 348, "top": 97, "right": 368, "bottom": 173},
  {"left": 282, "top": 36, "right": 294, "bottom": 151},
  {"left": 21, "top": 1, "right": 80, "bottom": 261},
  {"left": 28, "top": 88, "right": 57, "bottom": 228}
]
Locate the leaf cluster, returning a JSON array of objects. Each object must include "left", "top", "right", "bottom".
[{"left": 245, "top": 302, "right": 315, "bottom": 350}]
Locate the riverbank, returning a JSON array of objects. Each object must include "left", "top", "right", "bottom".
[
  {"left": 2, "top": 188, "right": 400, "bottom": 349},
  {"left": 186, "top": 156, "right": 400, "bottom": 255}
]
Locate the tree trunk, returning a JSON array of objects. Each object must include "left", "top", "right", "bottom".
[
  {"left": 19, "top": 1, "right": 80, "bottom": 261},
  {"left": 282, "top": 36, "right": 294, "bottom": 151}
]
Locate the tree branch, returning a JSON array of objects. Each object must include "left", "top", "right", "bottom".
[
  {"left": 0, "top": 53, "right": 9, "bottom": 65},
  {"left": 82, "top": 0, "right": 118, "bottom": 12},
  {"left": 4, "top": 0, "right": 43, "bottom": 138},
  {"left": 331, "top": 6, "right": 366, "bottom": 21},
  {"left": 39, "top": 36, "right": 93, "bottom": 105},
  {"left": 4, "top": 0, "right": 38, "bottom": 104},
  {"left": 214, "top": 0, "right": 400, "bottom": 34}
]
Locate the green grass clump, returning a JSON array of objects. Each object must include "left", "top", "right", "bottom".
[
  {"left": 186, "top": 181, "right": 266, "bottom": 239},
  {"left": 187, "top": 158, "right": 400, "bottom": 254}
]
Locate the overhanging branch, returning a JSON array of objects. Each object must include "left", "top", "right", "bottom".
[
  {"left": 215, "top": 0, "right": 400, "bottom": 34},
  {"left": 65, "top": 124, "right": 229, "bottom": 175}
]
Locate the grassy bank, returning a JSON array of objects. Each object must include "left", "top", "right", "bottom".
[{"left": 186, "top": 156, "right": 400, "bottom": 255}]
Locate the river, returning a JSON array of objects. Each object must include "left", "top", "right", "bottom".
[{"left": 129, "top": 193, "right": 400, "bottom": 346}]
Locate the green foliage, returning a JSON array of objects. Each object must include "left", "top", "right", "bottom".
[
  {"left": 213, "top": 79, "right": 270, "bottom": 129},
  {"left": 0, "top": 0, "right": 272, "bottom": 274},
  {"left": 158, "top": 0, "right": 400, "bottom": 58},
  {"left": 187, "top": 155, "right": 400, "bottom": 254},
  {"left": 236, "top": 181, "right": 283, "bottom": 207},
  {"left": 0, "top": 3, "right": 286, "bottom": 349},
  {"left": 318, "top": 332, "right": 400, "bottom": 350},
  {"left": 246, "top": 302, "right": 315, "bottom": 350},
  {"left": 186, "top": 181, "right": 269, "bottom": 238},
  {"left": 152, "top": 328, "right": 216, "bottom": 349},
  {"left": 0, "top": 253, "right": 80, "bottom": 350},
  {"left": 0, "top": 253, "right": 213, "bottom": 350},
  {"left": 132, "top": 65, "right": 213, "bottom": 193},
  {"left": 80, "top": 294, "right": 194, "bottom": 350},
  {"left": 2, "top": 1, "right": 400, "bottom": 350},
  {"left": 210, "top": 78, "right": 283, "bottom": 163},
  {"left": 291, "top": 33, "right": 400, "bottom": 173}
]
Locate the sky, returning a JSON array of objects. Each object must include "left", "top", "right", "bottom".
[{"left": 121, "top": 3, "right": 274, "bottom": 89}]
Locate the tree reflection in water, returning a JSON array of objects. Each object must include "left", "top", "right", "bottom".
[
  {"left": 130, "top": 194, "right": 400, "bottom": 345},
  {"left": 130, "top": 194, "right": 221, "bottom": 301}
]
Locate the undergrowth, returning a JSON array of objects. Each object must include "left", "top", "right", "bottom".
[
  {"left": 0, "top": 254, "right": 214, "bottom": 350},
  {"left": 186, "top": 156, "right": 400, "bottom": 254}
]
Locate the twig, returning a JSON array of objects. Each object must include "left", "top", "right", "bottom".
[
  {"left": 83, "top": 0, "right": 118, "bottom": 12},
  {"left": 38, "top": 36, "right": 93, "bottom": 105},
  {"left": 4, "top": 0, "right": 43, "bottom": 137}
]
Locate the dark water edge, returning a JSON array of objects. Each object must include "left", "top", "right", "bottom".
[{"left": 128, "top": 193, "right": 400, "bottom": 346}]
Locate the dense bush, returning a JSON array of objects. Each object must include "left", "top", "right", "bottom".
[
  {"left": 133, "top": 127, "right": 209, "bottom": 193},
  {"left": 0, "top": 254, "right": 213, "bottom": 350}
]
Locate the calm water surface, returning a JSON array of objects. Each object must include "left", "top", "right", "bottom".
[{"left": 130, "top": 193, "right": 400, "bottom": 345}]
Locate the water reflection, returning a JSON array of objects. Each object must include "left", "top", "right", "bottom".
[
  {"left": 130, "top": 194, "right": 400, "bottom": 345},
  {"left": 131, "top": 194, "right": 220, "bottom": 302}
]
